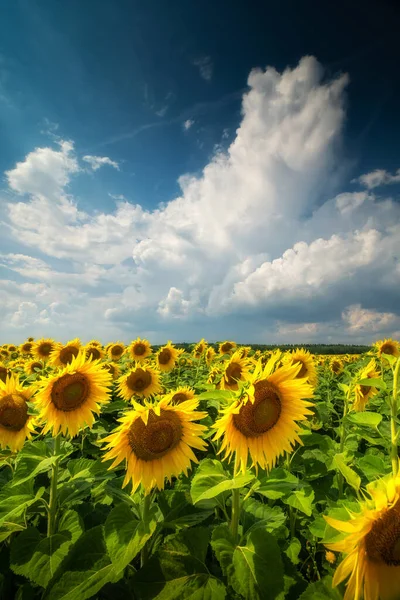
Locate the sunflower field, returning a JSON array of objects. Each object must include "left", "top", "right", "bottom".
[{"left": 0, "top": 337, "right": 400, "bottom": 600}]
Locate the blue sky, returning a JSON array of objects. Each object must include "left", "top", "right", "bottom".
[{"left": 0, "top": 0, "right": 400, "bottom": 344}]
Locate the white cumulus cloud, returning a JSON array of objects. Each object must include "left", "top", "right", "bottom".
[
  {"left": 353, "top": 168, "right": 400, "bottom": 189},
  {"left": 2, "top": 55, "right": 400, "bottom": 343}
]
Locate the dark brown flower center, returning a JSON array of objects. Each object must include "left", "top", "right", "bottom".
[
  {"left": 87, "top": 347, "right": 101, "bottom": 360},
  {"left": 39, "top": 343, "right": 53, "bottom": 357},
  {"left": 171, "top": 392, "right": 189, "bottom": 404},
  {"left": 365, "top": 502, "right": 400, "bottom": 566},
  {"left": 8, "top": 346, "right": 17, "bottom": 352},
  {"left": 59, "top": 346, "right": 79, "bottom": 365},
  {"left": 22, "top": 343, "right": 32, "bottom": 353},
  {"left": 158, "top": 348, "right": 172, "bottom": 365},
  {"left": 381, "top": 343, "right": 395, "bottom": 356},
  {"left": 233, "top": 380, "right": 282, "bottom": 437},
  {"left": 126, "top": 369, "right": 152, "bottom": 392},
  {"left": 296, "top": 360, "right": 308, "bottom": 378},
  {"left": 331, "top": 361, "right": 341, "bottom": 374},
  {"left": 111, "top": 345, "right": 124, "bottom": 357},
  {"left": 133, "top": 343, "right": 146, "bottom": 356},
  {"left": 128, "top": 409, "right": 182, "bottom": 461},
  {"left": 0, "top": 393, "right": 29, "bottom": 431},
  {"left": 360, "top": 385, "right": 370, "bottom": 397},
  {"left": 225, "top": 363, "right": 243, "bottom": 386},
  {"left": 0, "top": 366, "right": 9, "bottom": 384},
  {"left": 105, "top": 364, "right": 116, "bottom": 376},
  {"left": 51, "top": 373, "right": 90, "bottom": 412},
  {"left": 30, "top": 362, "right": 42, "bottom": 373},
  {"left": 221, "top": 342, "right": 233, "bottom": 353}
]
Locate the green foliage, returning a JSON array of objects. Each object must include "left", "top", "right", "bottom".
[{"left": 2, "top": 342, "right": 399, "bottom": 600}]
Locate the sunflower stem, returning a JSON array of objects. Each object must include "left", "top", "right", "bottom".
[
  {"left": 230, "top": 456, "right": 241, "bottom": 543},
  {"left": 47, "top": 434, "right": 61, "bottom": 537},
  {"left": 390, "top": 358, "right": 400, "bottom": 477},
  {"left": 140, "top": 492, "right": 152, "bottom": 567},
  {"left": 230, "top": 488, "right": 240, "bottom": 543},
  {"left": 338, "top": 392, "right": 349, "bottom": 497}
]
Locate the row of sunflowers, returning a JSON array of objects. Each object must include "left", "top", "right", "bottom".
[{"left": 0, "top": 336, "right": 399, "bottom": 600}]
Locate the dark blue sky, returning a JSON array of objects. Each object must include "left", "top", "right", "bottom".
[{"left": 1, "top": 0, "right": 399, "bottom": 211}]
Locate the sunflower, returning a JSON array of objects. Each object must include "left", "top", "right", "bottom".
[
  {"left": 178, "top": 356, "right": 191, "bottom": 367},
  {"left": 117, "top": 363, "right": 162, "bottom": 400},
  {"left": 352, "top": 359, "right": 380, "bottom": 412},
  {"left": 103, "top": 362, "right": 120, "bottom": 380},
  {"left": 85, "top": 344, "right": 105, "bottom": 361},
  {"left": 32, "top": 338, "right": 55, "bottom": 361},
  {"left": 19, "top": 341, "right": 33, "bottom": 355},
  {"left": 156, "top": 342, "right": 182, "bottom": 372},
  {"left": 0, "top": 348, "right": 10, "bottom": 360},
  {"left": 205, "top": 347, "right": 216, "bottom": 366},
  {"left": 207, "top": 366, "right": 222, "bottom": 385},
  {"left": 27, "top": 337, "right": 34, "bottom": 342},
  {"left": 7, "top": 345, "right": 17, "bottom": 352},
  {"left": 325, "top": 474, "right": 400, "bottom": 600},
  {"left": 219, "top": 341, "right": 237, "bottom": 355},
  {"left": 239, "top": 346, "right": 252, "bottom": 358},
  {"left": 35, "top": 352, "right": 112, "bottom": 437},
  {"left": 330, "top": 357, "right": 344, "bottom": 375},
  {"left": 193, "top": 339, "right": 207, "bottom": 359},
  {"left": 0, "top": 374, "right": 36, "bottom": 451},
  {"left": 376, "top": 339, "right": 400, "bottom": 361},
  {"left": 166, "top": 386, "right": 196, "bottom": 405},
  {"left": 102, "top": 395, "right": 207, "bottom": 494},
  {"left": 220, "top": 351, "right": 253, "bottom": 391},
  {"left": 24, "top": 359, "right": 45, "bottom": 376},
  {"left": 49, "top": 338, "right": 82, "bottom": 368},
  {"left": 0, "top": 362, "right": 12, "bottom": 383},
  {"left": 87, "top": 339, "right": 102, "bottom": 347},
  {"left": 213, "top": 355, "right": 314, "bottom": 474},
  {"left": 107, "top": 342, "right": 125, "bottom": 361},
  {"left": 283, "top": 348, "right": 318, "bottom": 387},
  {"left": 127, "top": 338, "right": 152, "bottom": 362}
]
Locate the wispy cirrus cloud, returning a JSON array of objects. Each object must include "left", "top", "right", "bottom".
[{"left": 82, "top": 155, "right": 120, "bottom": 171}]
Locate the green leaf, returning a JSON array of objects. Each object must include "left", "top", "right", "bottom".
[
  {"left": 190, "top": 459, "right": 230, "bottom": 508},
  {"left": 133, "top": 527, "right": 226, "bottom": 600},
  {"left": 381, "top": 354, "right": 397, "bottom": 366},
  {"left": 0, "top": 480, "right": 43, "bottom": 527},
  {"left": 197, "top": 390, "right": 234, "bottom": 401},
  {"left": 299, "top": 576, "right": 342, "bottom": 599},
  {"left": 211, "top": 524, "right": 235, "bottom": 576},
  {"left": 12, "top": 441, "right": 58, "bottom": 487},
  {"left": 158, "top": 491, "right": 213, "bottom": 530},
  {"left": 337, "top": 383, "right": 349, "bottom": 394},
  {"left": 357, "top": 377, "right": 386, "bottom": 391},
  {"left": 282, "top": 488, "right": 315, "bottom": 517},
  {"left": 193, "top": 473, "right": 254, "bottom": 504},
  {"left": 104, "top": 503, "right": 156, "bottom": 570},
  {"left": 10, "top": 511, "right": 83, "bottom": 588},
  {"left": 332, "top": 454, "right": 361, "bottom": 492},
  {"left": 256, "top": 469, "right": 300, "bottom": 500},
  {"left": 230, "top": 528, "right": 284, "bottom": 600},
  {"left": 285, "top": 538, "right": 302, "bottom": 565},
  {"left": 357, "top": 454, "right": 386, "bottom": 479},
  {"left": 44, "top": 526, "right": 118, "bottom": 600},
  {"left": 242, "top": 500, "right": 286, "bottom": 533},
  {"left": 347, "top": 412, "right": 382, "bottom": 428}
]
